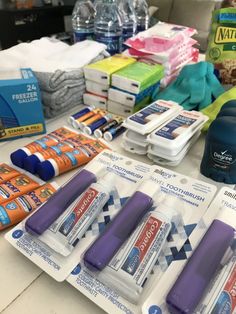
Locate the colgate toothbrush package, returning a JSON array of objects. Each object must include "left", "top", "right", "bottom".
[
  {"left": 142, "top": 186, "right": 236, "bottom": 314},
  {"left": 5, "top": 150, "right": 217, "bottom": 314}
]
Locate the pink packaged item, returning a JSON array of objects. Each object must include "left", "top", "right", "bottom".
[
  {"left": 160, "top": 71, "right": 180, "bottom": 88},
  {"left": 125, "top": 22, "right": 197, "bottom": 53},
  {"left": 138, "top": 47, "right": 199, "bottom": 75},
  {"left": 137, "top": 47, "right": 199, "bottom": 75},
  {"left": 128, "top": 38, "right": 198, "bottom": 64},
  {"left": 160, "top": 48, "right": 199, "bottom": 88},
  {"left": 163, "top": 47, "right": 199, "bottom": 74}
]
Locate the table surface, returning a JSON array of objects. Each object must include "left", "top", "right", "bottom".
[{"left": 0, "top": 107, "right": 229, "bottom": 314}]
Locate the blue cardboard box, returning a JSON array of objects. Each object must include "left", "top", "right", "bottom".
[{"left": 0, "top": 68, "right": 45, "bottom": 141}]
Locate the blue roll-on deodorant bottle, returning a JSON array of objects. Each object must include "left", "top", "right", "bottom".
[
  {"left": 217, "top": 99, "right": 236, "bottom": 118},
  {"left": 200, "top": 116, "right": 236, "bottom": 184},
  {"left": 220, "top": 99, "right": 236, "bottom": 111},
  {"left": 217, "top": 108, "right": 236, "bottom": 118}
]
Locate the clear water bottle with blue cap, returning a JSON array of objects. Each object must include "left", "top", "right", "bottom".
[
  {"left": 94, "top": 0, "right": 123, "bottom": 55},
  {"left": 133, "top": 0, "right": 149, "bottom": 32},
  {"left": 118, "top": 0, "right": 137, "bottom": 45},
  {"left": 72, "top": 0, "right": 95, "bottom": 43}
]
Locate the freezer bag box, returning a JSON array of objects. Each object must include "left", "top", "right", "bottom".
[{"left": 0, "top": 68, "right": 45, "bottom": 141}]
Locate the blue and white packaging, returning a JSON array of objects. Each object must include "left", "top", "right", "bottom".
[
  {"left": 108, "top": 83, "right": 160, "bottom": 108},
  {"left": 86, "top": 80, "right": 109, "bottom": 98},
  {"left": 107, "top": 100, "right": 133, "bottom": 117},
  {"left": 0, "top": 68, "right": 45, "bottom": 141},
  {"left": 96, "top": 195, "right": 181, "bottom": 304},
  {"left": 147, "top": 110, "right": 208, "bottom": 156},
  {"left": 142, "top": 186, "right": 236, "bottom": 314},
  {"left": 122, "top": 100, "right": 182, "bottom": 135},
  {"left": 83, "top": 92, "right": 107, "bottom": 110},
  {"left": 5, "top": 150, "right": 217, "bottom": 313},
  {"left": 195, "top": 255, "right": 236, "bottom": 314}
]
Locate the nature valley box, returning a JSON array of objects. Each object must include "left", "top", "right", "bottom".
[
  {"left": 0, "top": 68, "right": 45, "bottom": 141},
  {"left": 206, "top": 7, "right": 236, "bottom": 86}
]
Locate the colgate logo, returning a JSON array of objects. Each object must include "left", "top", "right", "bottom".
[
  {"left": 76, "top": 190, "right": 95, "bottom": 216},
  {"left": 140, "top": 220, "right": 159, "bottom": 252}
]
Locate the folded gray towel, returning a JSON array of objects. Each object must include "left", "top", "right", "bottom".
[
  {"left": 41, "top": 83, "right": 85, "bottom": 109},
  {"left": 35, "top": 69, "right": 84, "bottom": 92},
  {"left": 43, "top": 95, "right": 84, "bottom": 118},
  {"left": 34, "top": 53, "right": 105, "bottom": 92}
]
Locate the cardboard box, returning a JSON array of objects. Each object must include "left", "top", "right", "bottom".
[{"left": 0, "top": 68, "right": 45, "bottom": 141}]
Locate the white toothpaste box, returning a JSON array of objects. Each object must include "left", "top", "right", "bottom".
[{"left": 83, "top": 92, "right": 107, "bottom": 110}]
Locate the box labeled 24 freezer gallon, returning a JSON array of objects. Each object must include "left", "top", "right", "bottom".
[{"left": 0, "top": 68, "right": 45, "bottom": 141}]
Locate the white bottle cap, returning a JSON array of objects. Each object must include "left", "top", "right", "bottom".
[
  {"left": 98, "top": 171, "right": 117, "bottom": 192},
  {"left": 104, "top": 131, "right": 113, "bottom": 142},
  {"left": 83, "top": 126, "right": 92, "bottom": 136},
  {"left": 68, "top": 116, "right": 75, "bottom": 125},
  {"left": 85, "top": 162, "right": 106, "bottom": 178},
  {"left": 94, "top": 129, "right": 103, "bottom": 138},
  {"left": 161, "top": 194, "right": 182, "bottom": 209},
  {"left": 158, "top": 194, "right": 181, "bottom": 222},
  {"left": 72, "top": 119, "right": 80, "bottom": 129},
  {"left": 138, "top": 180, "right": 161, "bottom": 199}
]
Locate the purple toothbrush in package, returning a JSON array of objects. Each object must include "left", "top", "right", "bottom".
[
  {"left": 83, "top": 179, "right": 161, "bottom": 271},
  {"left": 25, "top": 163, "right": 105, "bottom": 236},
  {"left": 166, "top": 207, "right": 236, "bottom": 314}
]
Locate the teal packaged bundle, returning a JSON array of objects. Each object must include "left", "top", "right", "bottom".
[
  {"left": 111, "top": 61, "right": 164, "bottom": 94},
  {"left": 154, "top": 62, "right": 225, "bottom": 111},
  {"left": 0, "top": 69, "right": 45, "bottom": 141}
]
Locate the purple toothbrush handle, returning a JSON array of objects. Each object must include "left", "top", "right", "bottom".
[
  {"left": 25, "top": 169, "right": 96, "bottom": 236},
  {"left": 83, "top": 191, "right": 153, "bottom": 271},
  {"left": 166, "top": 219, "right": 235, "bottom": 314}
]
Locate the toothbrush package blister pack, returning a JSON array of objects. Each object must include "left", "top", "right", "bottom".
[
  {"left": 142, "top": 186, "right": 236, "bottom": 314},
  {"left": 122, "top": 100, "right": 208, "bottom": 166},
  {"left": 122, "top": 99, "right": 183, "bottom": 156},
  {"left": 5, "top": 150, "right": 217, "bottom": 313}
]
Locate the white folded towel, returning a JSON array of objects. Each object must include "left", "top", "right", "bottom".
[{"left": 0, "top": 38, "right": 108, "bottom": 72}]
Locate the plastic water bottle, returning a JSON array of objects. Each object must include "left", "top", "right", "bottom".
[
  {"left": 94, "top": 0, "right": 103, "bottom": 13},
  {"left": 118, "top": 0, "right": 137, "bottom": 43},
  {"left": 94, "top": 0, "right": 123, "bottom": 55},
  {"left": 133, "top": 0, "right": 149, "bottom": 32},
  {"left": 72, "top": 0, "right": 95, "bottom": 43}
]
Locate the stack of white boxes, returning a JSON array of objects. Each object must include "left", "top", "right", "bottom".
[
  {"left": 107, "top": 61, "right": 165, "bottom": 117},
  {"left": 83, "top": 55, "right": 136, "bottom": 113},
  {"left": 83, "top": 81, "right": 108, "bottom": 110}
]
